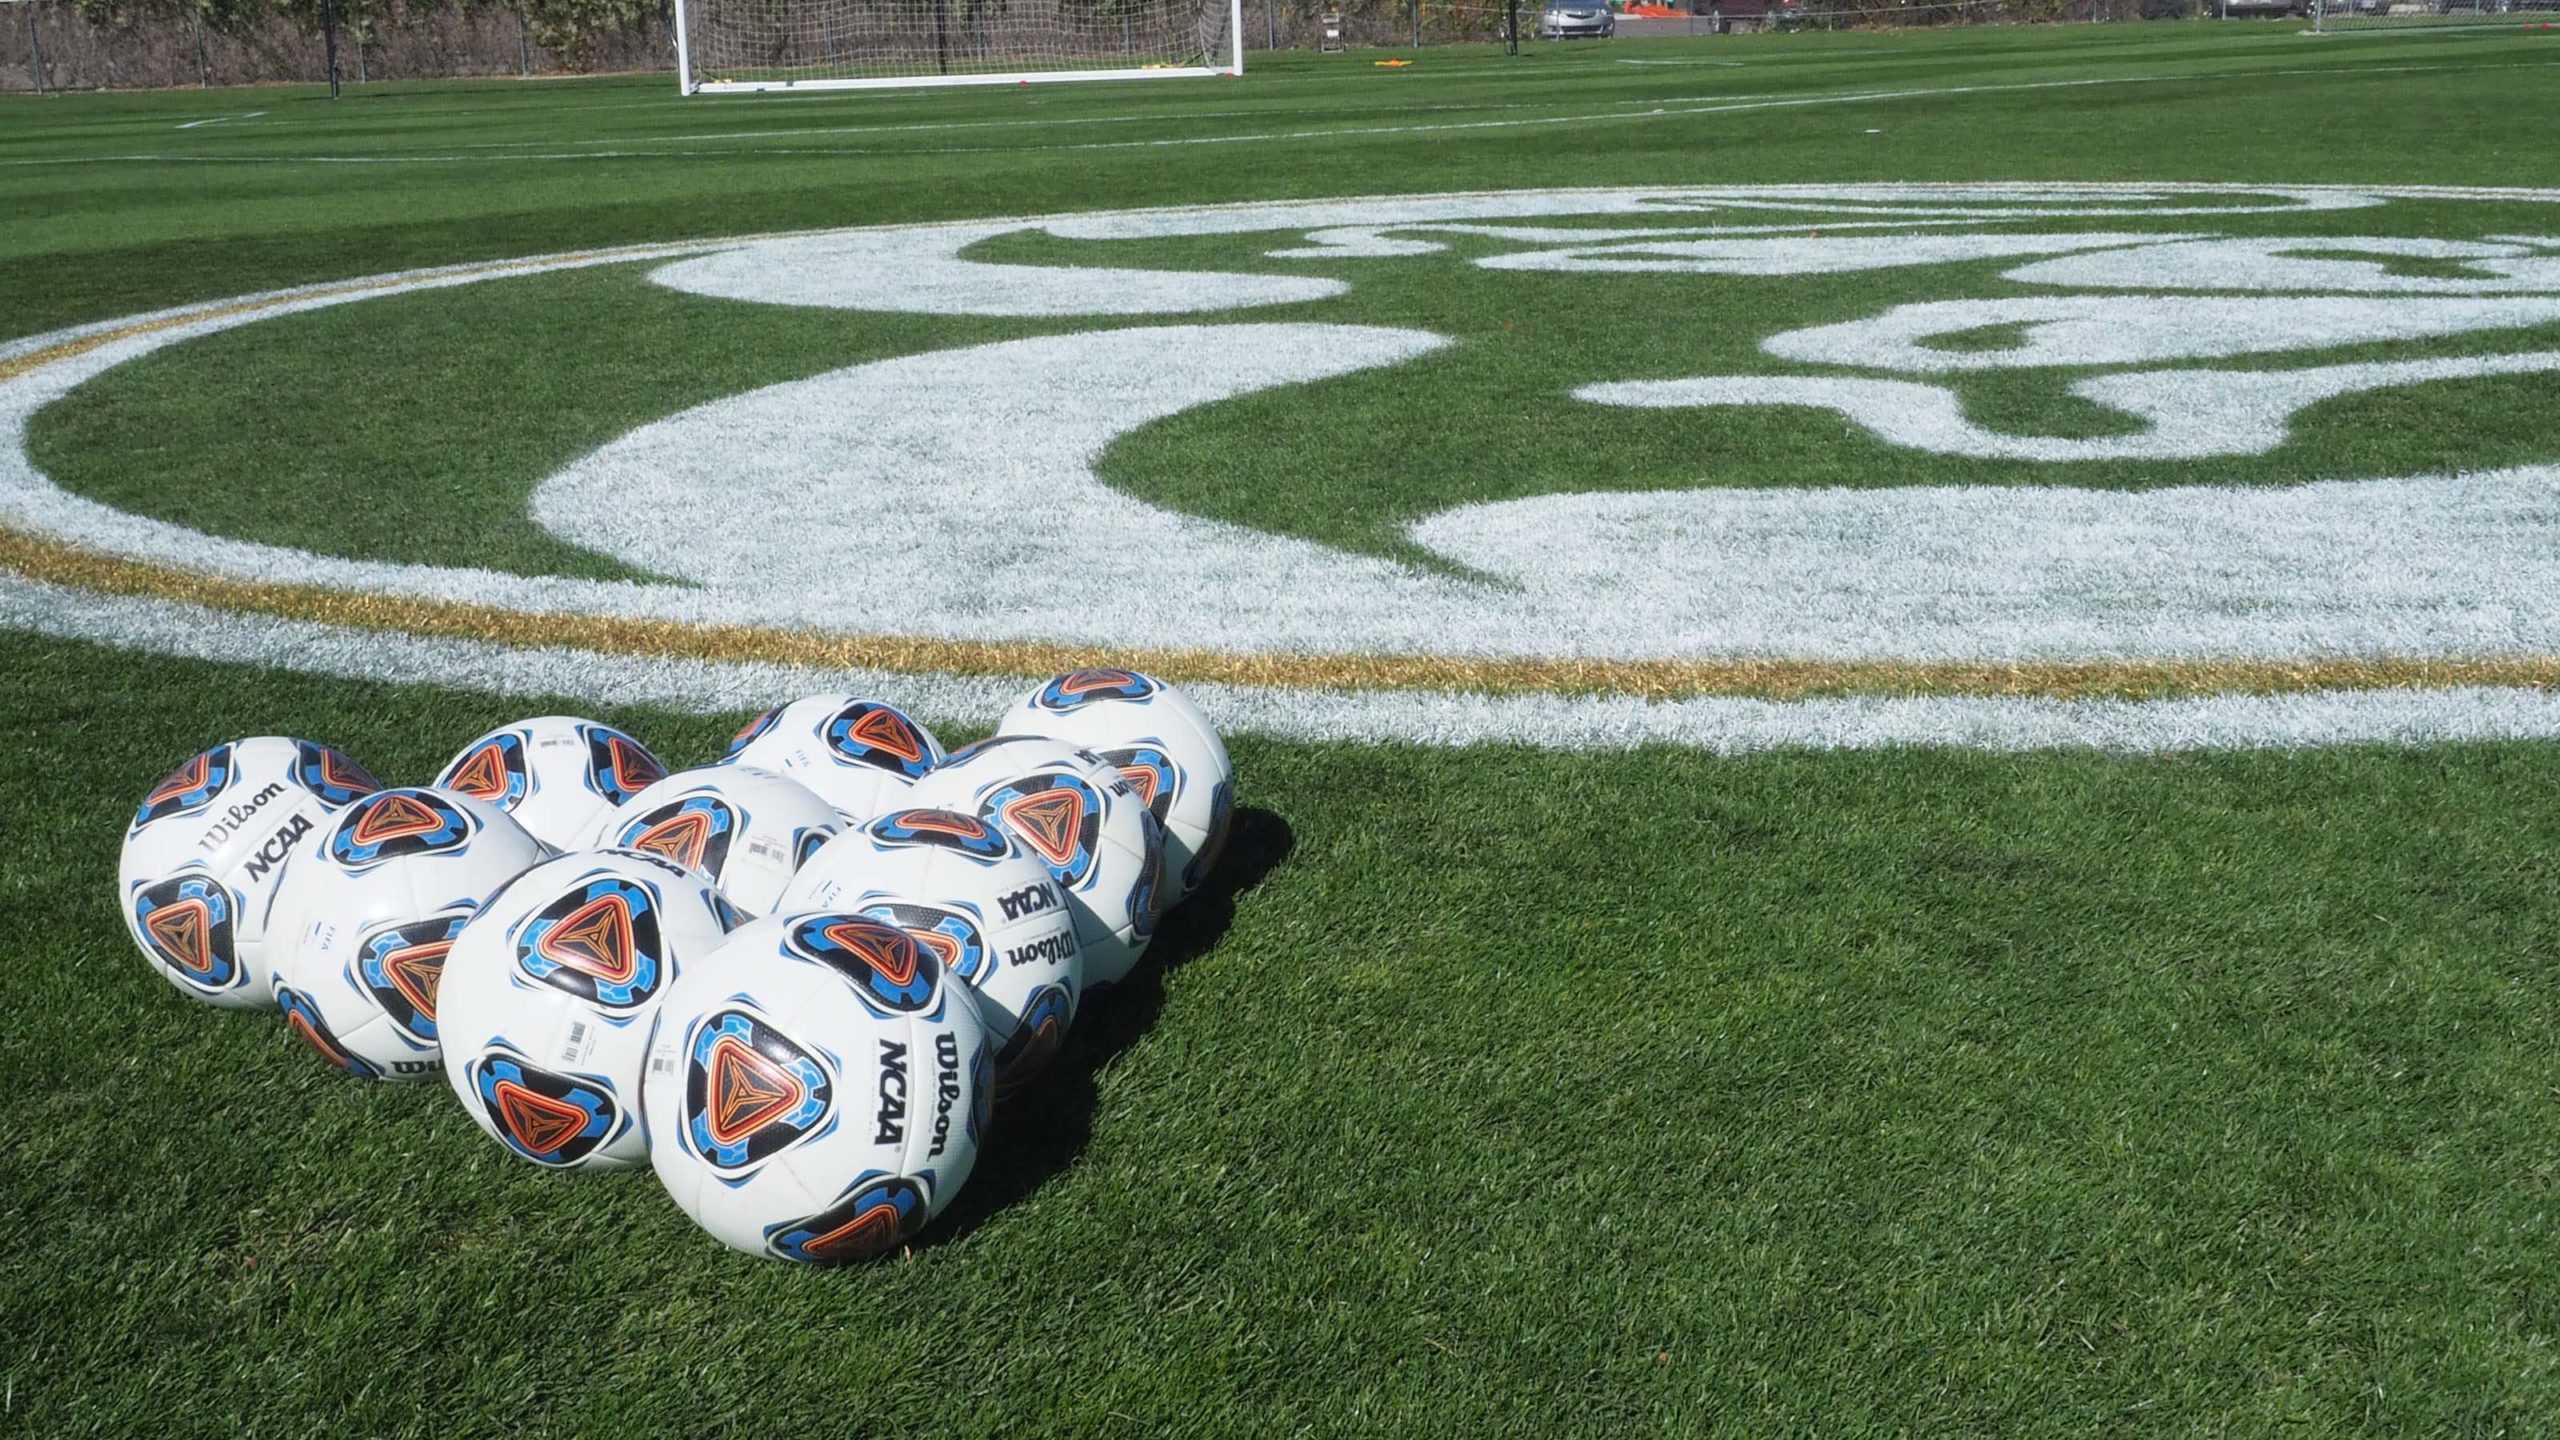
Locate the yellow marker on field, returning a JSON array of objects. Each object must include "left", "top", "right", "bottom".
[{"left": 1375, "top": 58, "right": 1412, "bottom": 67}]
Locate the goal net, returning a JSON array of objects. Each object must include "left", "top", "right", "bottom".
[
  {"left": 2313, "top": 0, "right": 2557, "bottom": 30},
  {"left": 676, "top": 0, "right": 1243, "bottom": 92}
]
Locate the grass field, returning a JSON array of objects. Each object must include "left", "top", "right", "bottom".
[{"left": 9, "top": 21, "right": 2560, "bottom": 1436}]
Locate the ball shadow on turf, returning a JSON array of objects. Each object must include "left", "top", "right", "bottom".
[{"left": 920, "top": 804, "right": 1296, "bottom": 1245}]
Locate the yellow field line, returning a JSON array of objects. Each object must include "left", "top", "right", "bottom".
[
  {"left": 5, "top": 528, "right": 2556, "bottom": 702},
  {"left": 0, "top": 249, "right": 663, "bottom": 386}
]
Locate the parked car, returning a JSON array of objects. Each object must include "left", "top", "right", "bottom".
[
  {"left": 1540, "top": 0, "right": 1617, "bottom": 37},
  {"left": 1686, "top": 0, "right": 1804, "bottom": 32}
]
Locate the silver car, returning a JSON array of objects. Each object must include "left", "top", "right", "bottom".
[{"left": 1540, "top": 0, "right": 1616, "bottom": 37}]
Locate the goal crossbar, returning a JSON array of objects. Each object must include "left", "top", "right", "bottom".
[
  {"left": 675, "top": 0, "right": 1243, "bottom": 94},
  {"left": 2312, "top": 0, "right": 2556, "bottom": 29}
]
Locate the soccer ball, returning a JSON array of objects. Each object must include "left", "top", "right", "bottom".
[
  {"left": 1000, "top": 668, "right": 1234, "bottom": 900},
  {"left": 587, "top": 764, "right": 840, "bottom": 918},
  {"left": 724, "top": 694, "right": 945, "bottom": 824},
  {"left": 434, "top": 716, "right": 667, "bottom": 851},
  {"left": 783, "top": 807, "right": 1082, "bottom": 1090},
  {"left": 643, "top": 913, "right": 992, "bottom": 1263},
  {"left": 265, "top": 787, "right": 550, "bottom": 1081},
  {"left": 439, "top": 848, "right": 742, "bottom": 1170},
  {"left": 905, "top": 735, "right": 1165, "bottom": 988},
  {"left": 117, "top": 736, "right": 382, "bottom": 1010}
]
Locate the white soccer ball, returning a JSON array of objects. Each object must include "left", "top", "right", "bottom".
[
  {"left": 433, "top": 715, "right": 668, "bottom": 851},
  {"left": 782, "top": 807, "right": 1082, "bottom": 1091},
  {"left": 116, "top": 736, "right": 384, "bottom": 1010},
  {"left": 1000, "top": 668, "right": 1235, "bottom": 900},
  {"left": 265, "top": 787, "right": 550, "bottom": 1081},
  {"left": 587, "top": 764, "right": 840, "bottom": 918},
  {"left": 439, "top": 848, "right": 743, "bottom": 1170},
  {"left": 724, "top": 694, "right": 945, "bottom": 824},
  {"left": 644, "top": 913, "right": 992, "bottom": 1263},
  {"left": 905, "top": 735, "right": 1166, "bottom": 988}
]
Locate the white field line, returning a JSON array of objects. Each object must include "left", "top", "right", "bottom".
[
  {"left": 459, "top": 96, "right": 1675, "bottom": 148},
  {"left": 173, "top": 112, "right": 268, "bottom": 130},
  {"left": 12, "top": 571, "right": 2560, "bottom": 754},
  {"left": 11, "top": 58, "right": 2557, "bottom": 167}
]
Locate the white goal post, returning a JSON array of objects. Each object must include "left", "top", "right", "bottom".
[
  {"left": 674, "top": 0, "right": 1243, "bottom": 93},
  {"left": 2312, "top": 0, "right": 2556, "bottom": 30}
]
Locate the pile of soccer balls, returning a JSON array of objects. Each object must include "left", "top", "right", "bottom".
[{"left": 116, "top": 669, "right": 1232, "bottom": 1265}]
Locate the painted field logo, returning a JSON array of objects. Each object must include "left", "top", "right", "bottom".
[{"left": 8, "top": 184, "right": 2560, "bottom": 753}]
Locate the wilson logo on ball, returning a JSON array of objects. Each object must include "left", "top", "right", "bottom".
[
  {"left": 1033, "top": 668, "right": 1160, "bottom": 713},
  {"left": 866, "top": 807, "right": 1010, "bottom": 862},
  {"left": 588, "top": 728, "right": 665, "bottom": 802},
  {"left": 470, "top": 1052, "right": 618, "bottom": 1167},
  {"left": 132, "top": 744, "right": 232, "bottom": 830},
  {"left": 785, "top": 915, "right": 940, "bottom": 1014},
  {"left": 685, "top": 1010, "right": 832, "bottom": 1171},
  {"left": 825, "top": 703, "right": 934, "bottom": 777},
  {"left": 294, "top": 740, "right": 382, "bottom": 806},
  {"left": 440, "top": 734, "right": 527, "bottom": 808},
  {"left": 765, "top": 1173, "right": 929, "bottom": 1265},
  {"left": 133, "top": 874, "right": 238, "bottom": 989},
  {"left": 619, "top": 796, "right": 738, "bottom": 877},
  {"left": 329, "top": 790, "right": 473, "bottom": 868},
  {"left": 515, "top": 877, "right": 663, "bottom": 1008},
  {"left": 357, "top": 913, "right": 466, "bottom": 1042},
  {"left": 988, "top": 776, "right": 1100, "bottom": 886}
]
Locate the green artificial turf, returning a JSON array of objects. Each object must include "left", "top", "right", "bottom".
[
  {"left": 7, "top": 20, "right": 2560, "bottom": 1437},
  {"left": 5, "top": 25, "right": 2559, "bottom": 338},
  {"left": 7, "top": 631, "right": 2560, "bottom": 1434}
]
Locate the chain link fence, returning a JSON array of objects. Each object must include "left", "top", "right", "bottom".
[
  {"left": 0, "top": 0, "right": 2235, "bottom": 92},
  {"left": 1241, "top": 0, "right": 2173, "bottom": 47},
  {"left": 2, "top": 0, "right": 671, "bottom": 89}
]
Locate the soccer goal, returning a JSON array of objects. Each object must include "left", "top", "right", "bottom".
[
  {"left": 674, "top": 0, "right": 1243, "bottom": 92},
  {"left": 2312, "top": 0, "right": 2556, "bottom": 30}
]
